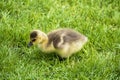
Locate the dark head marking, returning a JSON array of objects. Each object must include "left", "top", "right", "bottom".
[{"left": 30, "top": 31, "right": 37, "bottom": 39}]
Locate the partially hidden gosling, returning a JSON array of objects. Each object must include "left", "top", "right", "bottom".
[{"left": 28, "top": 28, "right": 88, "bottom": 58}]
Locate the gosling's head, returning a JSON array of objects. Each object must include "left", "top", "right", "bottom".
[{"left": 28, "top": 30, "right": 47, "bottom": 47}]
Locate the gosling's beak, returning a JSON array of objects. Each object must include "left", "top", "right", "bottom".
[{"left": 27, "top": 42, "right": 33, "bottom": 48}]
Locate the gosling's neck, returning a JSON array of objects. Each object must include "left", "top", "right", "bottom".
[
  {"left": 39, "top": 34, "right": 55, "bottom": 53},
  {"left": 42, "top": 37, "right": 48, "bottom": 48}
]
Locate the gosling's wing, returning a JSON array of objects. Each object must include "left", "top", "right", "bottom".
[
  {"left": 63, "top": 31, "right": 82, "bottom": 43},
  {"left": 47, "top": 31, "right": 62, "bottom": 49}
]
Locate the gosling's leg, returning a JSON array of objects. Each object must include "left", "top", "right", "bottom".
[{"left": 58, "top": 56, "right": 67, "bottom": 61}]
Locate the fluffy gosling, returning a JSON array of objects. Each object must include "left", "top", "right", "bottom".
[{"left": 28, "top": 28, "right": 88, "bottom": 58}]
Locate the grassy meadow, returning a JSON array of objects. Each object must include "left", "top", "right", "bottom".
[{"left": 0, "top": 0, "right": 120, "bottom": 79}]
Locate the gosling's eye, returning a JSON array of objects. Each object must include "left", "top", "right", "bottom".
[{"left": 32, "top": 39, "right": 36, "bottom": 42}]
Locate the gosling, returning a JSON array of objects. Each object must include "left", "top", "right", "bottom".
[{"left": 28, "top": 28, "right": 88, "bottom": 58}]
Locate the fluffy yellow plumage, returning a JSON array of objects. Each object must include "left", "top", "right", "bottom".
[{"left": 28, "top": 28, "right": 88, "bottom": 58}]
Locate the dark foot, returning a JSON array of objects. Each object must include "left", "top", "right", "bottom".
[{"left": 58, "top": 56, "right": 66, "bottom": 61}]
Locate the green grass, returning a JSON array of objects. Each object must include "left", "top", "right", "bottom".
[{"left": 0, "top": 0, "right": 120, "bottom": 79}]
